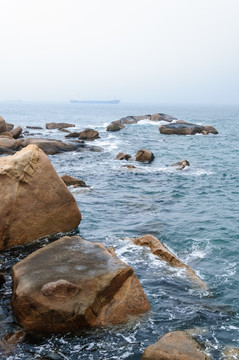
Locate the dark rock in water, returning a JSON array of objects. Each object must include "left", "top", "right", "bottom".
[
  {"left": 0, "top": 116, "right": 7, "bottom": 134},
  {"left": 142, "top": 330, "right": 210, "bottom": 360},
  {"left": 65, "top": 132, "right": 81, "bottom": 138},
  {"left": 0, "top": 330, "right": 25, "bottom": 354},
  {"left": 76, "top": 144, "right": 103, "bottom": 153},
  {"left": 126, "top": 234, "right": 207, "bottom": 289},
  {"left": 171, "top": 159, "right": 190, "bottom": 170},
  {"left": 122, "top": 164, "right": 137, "bottom": 170},
  {"left": 159, "top": 122, "right": 218, "bottom": 135},
  {"left": 6, "top": 123, "right": 14, "bottom": 132},
  {"left": 11, "top": 235, "right": 150, "bottom": 335},
  {"left": 78, "top": 128, "right": 100, "bottom": 141},
  {"left": 20, "top": 137, "right": 79, "bottom": 155},
  {"left": 116, "top": 152, "right": 132, "bottom": 161},
  {"left": 150, "top": 113, "right": 176, "bottom": 122},
  {"left": 61, "top": 175, "right": 87, "bottom": 187},
  {"left": 45, "top": 122, "right": 75, "bottom": 130},
  {"left": 59, "top": 128, "right": 71, "bottom": 133},
  {"left": 136, "top": 149, "right": 155, "bottom": 163},
  {"left": 26, "top": 126, "right": 43, "bottom": 130},
  {"left": 106, "top": 122, "right": 125, "bottom": 132},
  {"left": 0, "top": 272, "right": 5, "bottom": 288},
  {"left": 202, "top": 125, "right": 218, "bottom": 135},
  {"left": 0, "top": 145, "right": 81, "bottom": 251},
  {"left": 10, "top": 126, "right": 23, "bottom": 139}
]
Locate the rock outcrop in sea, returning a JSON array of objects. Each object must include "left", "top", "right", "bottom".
[
  {"left": 11, "top": 235, "right": 150, "bottom": 335},
  {"left": 0, "top": 145, "right": 81, "bottom": 250},
  {"left": 159, "top": 122, "right": 218, "bottom": 135}
]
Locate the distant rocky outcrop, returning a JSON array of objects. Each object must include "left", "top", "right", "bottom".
[
  {"left": 20, "top": 138, "right": 80, "bottom": 155},
  {"left": 11, "top": 235, "right": 150, "bottom": 335},
  {"left": 0, "top": 145, "right": 81, "bottom": 251},
  {"left": 78, "top": 128, "right": 100, "bottom": 141},
  {"left": 136, "top": 149, "right": 155, "bottom": 163},
  {"left": 142, "top": 331, "right": 210, "bottom": 360},
  {"left": 61, "top": 175, "right": 87, "bottom": 187},
  {"left": 45, "top": 122, "right": 75, "bottom": 130},
  {"left": 171, "top": 159, "right": 190, "bottom": 170},
  {"left": 126, "top": 234, "right": 207, "bottom": 289},
  {"left": 159, "top": 122, "right": 218, "bottom": 135}
]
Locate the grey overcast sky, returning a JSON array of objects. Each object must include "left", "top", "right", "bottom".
[{"left": 0, "top": 0, "right": 239, "bottom": 104}]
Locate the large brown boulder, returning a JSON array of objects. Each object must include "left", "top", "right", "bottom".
[
  {"left": 10, "top": 126, "right": 23, "bottom": 139},
  {"left": 45, "top": 122, "right": 75, "bottom": 130},
  {"left": 136, "top": 149, "right": 155, "bottom": 163},
  {"left": 159, "top": 122, "right": 218, "bottom": 135},
  {"left": 126, "top": 235, "right": 207, "bottom": 289},
  {"left": 142, "top": 331, "right": 210, "bottom": 360},
  {"left": 6, "top": 123, "right": 14, "bottom": 131},
  {"left": 0, "top": 116, "right": 7, "bottom": 134},
  {"left": 11, "top": 236, "right": 150, "bottom": 335},
  {"left": 61, "top": 175, "right": 87, "bottom": 187},
  {"left": 78, "top": 128, "right": 100, "bottom": 141},
  {"left": 0, "top": 145, "right": 81, "bottom": 251},
  {"left": 20, "top": 138, "right": 79, "bottom": 155},
  {"left": 116, "top": 152, "right": 132, "bottom": 161},
  {"left": 106, "top": 122, "right": 125, "bottom": 132}
]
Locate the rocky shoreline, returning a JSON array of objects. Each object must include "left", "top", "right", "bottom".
[{"left": 1, "top": 113, "right": 236, "bottom": 359}]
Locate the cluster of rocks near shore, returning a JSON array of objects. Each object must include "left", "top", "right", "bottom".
[{"left": 1, "top": 113, "right": 235, "bottom": 359}]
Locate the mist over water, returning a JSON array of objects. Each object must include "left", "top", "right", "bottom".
[{"left": 0, "top": 102, "right": 239, "bottom": 359}]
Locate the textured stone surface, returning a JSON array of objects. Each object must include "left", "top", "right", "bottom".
[
  {"left": 45, "top": 122, "right": 75, "bottom": 129},
  {"left": 142, "top": 331, "right": 210, "bottom": 360},
  {"left": 20, "top": 138, "right": 79, "bottom": 155},
  {"left": 0, "top": 116, "right": 7, "bottom": 134},
  {"left": 78, "top": 128, "right": 100, "bottom": 140},
  {"left": 136, "top": 149, "right": 155, "bottom": 163},
  {"left": 12, "top": 236, "right": 150, "bottom": 335},
  {"left": 61, "top": 175, "right": 87, "bottom": 187},
  {"left": 159, "top": 122, "right": 218, "bottom": 135},
  {"left": 0, "top": 145, "right": 81, "bottom": 250}
]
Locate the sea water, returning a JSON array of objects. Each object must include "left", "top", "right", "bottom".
[{"left": 0, "top": 102, "right": 238, "bottom": 359}]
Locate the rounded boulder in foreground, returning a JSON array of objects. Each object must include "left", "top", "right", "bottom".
[
  {"left": 11, "top": 236, "right": 150, "bottom": 335},
  {"left": 136, "top": 149, "right": 155, "bottom": 163},
  {"left": 0, "top": 145, "right": 81, "bottom": 250}
]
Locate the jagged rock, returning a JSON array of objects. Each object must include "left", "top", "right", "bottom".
[
  {"left": 0, "top": 117, "right": 7, "bottom": 134},
  {"left": 65, "top": 132, "right": 81, "bottom": 138},
  {"left": 116, "top": 152, "right": 132, "bottom": 161},
  {"left": 45, "top": 123, "right": 75, "bottom": 130},
  {"left": 171, "top": 159, "right": 190, "bottom": 170},
  {"left": 106, "top": 122, "right": 125, "bottom": 132},
  {"left": 223, "top": 347, "right": 239, "bottom": 359},
  {"left": 11, "top": 235, "right": 150, "bottom": 335},
  {"left": 78, "top": 128, "right": 100, "bottom": 141},
  {"left": 126, "top": 234, "right": 207, "bottom": 289},
  {"left": 136, "top": 149, "right": 155, "bottom": 163},
  {"left": 61, "top": 175, "right": 87, "bottom": 187},
  {"left": 159, "top": 122, "right": 218, "bottom": 135},
  {"left": 150, "top": 113, "right": 176, "bottom": 122},
  {"left": 10, "top": 126, "right": 23, "bottom": 139},
  {"left": 142, "top": 331, "right": 210, "bottom": 360},
  {"left": 26, "top": 126, "right": 43, "bottom": 130},
  {"left": 0, "top": 145, "right": 81, "bottom": 250},
  {"left": 20, "top": 138, "right": 79, "bottom": 155}
]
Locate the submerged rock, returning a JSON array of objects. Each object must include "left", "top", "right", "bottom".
[
  {"left": 126, "top": 235, "right": 207, "bottom": 289},
  {"left": 0, "top": 330, "right": 25, "bottom": 354},
  {"left": 171, "top": 159, "right": 190, "bottom": 170},
  {"left": 20, "top": 138, "right": 79, "bottom": 155},
  {"left": 136, "top": 149, "right": 155, "bottom": 163},
  {"left": 223, "top": 347, "right": 239, "bottom": 359},
  {"left": 0, "top": 145, "right": 81, "bottom": 251},
  {"left": 142, "top": 330, "right": 210, "bottom": 360},
  {"left": 116, "top": 152, "right": 132, "bottom": 161},
  {"left": 78, "top": 128, "right": 100, "bottom": 141},
  {"left": 159, "top": 122, "right": 218, "bottom": 135},
  {"left": 61, "top": 175, "right": 87, "bottom": 187},
  {"left": 26, "top": 126, "right": 43, "bottom": 130},
  {"left": 45, "top": 122, "right": 75, "bottom": 130},
  {"left": 11, "top": 235, "right": 150, "bottom": 335}
]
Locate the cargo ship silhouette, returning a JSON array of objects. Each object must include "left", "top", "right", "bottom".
[{"left": 70, "top": 99, "right": 120, "bottom": 104}]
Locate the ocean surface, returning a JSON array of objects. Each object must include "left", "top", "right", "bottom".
[{"left": 0, "top": 102, "right": 238, "bottom": 359}]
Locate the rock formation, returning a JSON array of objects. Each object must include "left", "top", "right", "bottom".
[
  {"left": 45, "top": 122, "right": 75, "bottom": 130},
  {"left": 20, "top": 138, "right": 79, "bottom": 155},
  {"left": 126, "top": 235, "right": 207, "bottom": 289},
  {"left": 142, "top": 331, "right": 210, "bottom": 360},
  {"left": 136, "top": 149, "right": 155, "bottom": 163},
  {"left": 0, "top": 116, "right": 7, "bottom": 134},
  {"left": 10, "top": 126, "right": 23, "bottom": 139},
  {"left": 78, "top": 128, "right": 100, "bottom": 141},
  {"left": 106, "top": 122, "right": 125, "bottom": 132},
  {"left": 171, "top": 159, "right": 190, "bottom": 170},
  {"left": 11, "top": 235, "right": 150, "bottom": 335},
  {"left": 61, "top": 175, "right": 87, "bottom": 187},
  {"left": 0, "top": 145, "right": 81, "bottom": 250},
  {"left": 116, "top": 152, "right": 132, "bottom": 161},
  {"left": 159, "top": 122, "right": 218, "bottom": 135}
]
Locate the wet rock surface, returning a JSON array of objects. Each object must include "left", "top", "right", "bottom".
[
  {"left": 136, "top": 149, "right": 155, "bottom": 163},
  {"left": 11, "top": 235, "right": 150, "bottom": 335},
  {"left": 159, "top": 122, "right": 218, "bottom": 135},
  {"left": 61, "top": 175, "right": 87, "bottom": 187},
  {"left": 45, "top": 123, "right": 75, "bottom": 130}
]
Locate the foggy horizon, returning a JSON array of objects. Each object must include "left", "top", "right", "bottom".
[{"left": 1, "top": 0, "right": 239, "bottom": 105}]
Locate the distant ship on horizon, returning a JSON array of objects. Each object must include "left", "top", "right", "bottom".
[{"left": 70, "top": 99, "right": 120, "bottom": 104}]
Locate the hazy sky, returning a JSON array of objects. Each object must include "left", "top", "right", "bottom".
[{"left": 0, "top": 0, "right": 239, "bottom": 104}]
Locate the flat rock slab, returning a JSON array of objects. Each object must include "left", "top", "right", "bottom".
[
  {"left": 159, "top": 122, "right": 218, "bottom": 135},
  {"left": 142, "top": 331, "right": 210, "bottom": 360},
  {"left": 0, "top": 145, "right": 81, "bottom": 250},
  {"left": 21, "top": 138, "right": 79, "bottom": 155},
  {"left": 12, "top": 236, "right": 150, "bottom": 335},
  {"left": 45, "top": 123, "right": 75, "bottom": 130}
]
